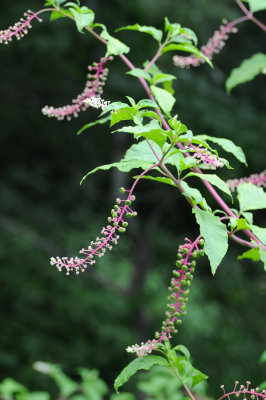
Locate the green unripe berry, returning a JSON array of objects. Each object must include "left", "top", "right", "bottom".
[
  {"left": 192, "top": 250, "right": 198, "bottom": 258},
  {"left": 199, "top": 238, "right": 205, "bottom": 246},
  {"left": 125, "top": 200, "right": 131, "bottom": 206},
  {"left": 118, "top": 227, "right": 126, "bottom": 233},
  {"left": 180, "top": 305, "right": 186, "bottom": 311},
  {"left": 176, "top": 320, "right": 183, "bottom": 325},
  {"left": 116, "top": 198, "right": 120, "bottom": 204},
  {"left": 126, "top": 212, "right": 132, "bottom": 218},
  {"left": 199, "top": 250, "right": 205, "bottom": 257},
  {"left": 155, "top": 331, "right": 160, "bottom": 339},
  {"left": 191, "top": 261, "right": 196, "bottom": 267},
  {"left": 180, "top": 279, "right": 187, "bottom": 286},
  {"left": 122, "top": 222, "right": 128, "bottom": 227},
  {"left": 181, "top": 265, "right": 188, "bottom": 271},
  {"left": 119, "top": 187, "right": 125, "bottom": 194}
]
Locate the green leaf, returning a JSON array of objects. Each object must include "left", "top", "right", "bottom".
[
  {"left": 81, "top": 160, "right": 154, "bottom": 183},
  {"left": 243, "top": 0, "right": 266, "bottom": 12},
  {"left": 0, "top": 378, "right": 27, "bottom": 397},
  {"left": 100, "top": 28, "right": 130, "bottom": 57},
  {"left": 229, "top": 217, "right": 250, "bottom": 231},
  {"left": 137, "top": 99, "right": 158, "bottom": 109},
  {"left": 33, "top": 362, "right": 78, "bottom": 398},
  {"left": 115, "top": 120, "right": 169, "bottom": 147},
  {"left": 150, "top": 85, "right": 175, "bottom": 116},
  {"left": 193, "top": 209, "right": 228, "bottom": 274},
  {"left": 78, "top": 368, "right": 108, "bottom": 400},
  {"left": 135, "top": 175, "right": 176, "bottom": 186},
  {"left": 180, "top": 181, "right": 211, "bottom": 211},
  {"left": 259, "top": 248, "right": 266, "bottom": 270},
  {"left": 196, "top": 135, "right": 247, "bottom": 165},
  {"left": 153, "top": 73, "right": 177, "bottom": 85},
  {"left": 114, "top": 355, "right": 169, "bottom": 393},
  {"left": 69, "top": 7, "right": 95, "bottom": 33},
  {"left": 126, "top": 68, "right": 151, "bottom": 81},
  {"left": 161, "top": 44, "right": 212, "bottom": 67},
  {"left": 16, "top": 393, "right": 50, "bottom": 400},
  {"left": 116, "top": 24, "right": 163, "bottom": 43},
  {"left": 260, "top": 350, "right": 266, "bottom": 363},
  {"left": 250, "top": 225, "right": 266, "bottom": 245},
  {"left": 50, "top": 10, "right": 67, "bottom": 21},
  {"left": 173, "top": 345, "right": 190, "bottom": 360},
  {"left": 185, "top": 172, "right": 232, "bottom": 199},
  {"left": 237, "top": 183, "right": 266, "bottom": 211},
  {"left": 226, "top": 53, "right": 266, "bottom": 92},
  {"left": 77, "top": 116, "right": 111, "bottom": 135},
  {"left": 237, "top": 248, "right": 260, "bottom": 261}
]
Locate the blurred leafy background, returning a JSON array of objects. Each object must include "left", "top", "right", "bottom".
[{"left": 0, "top": 0, "right": 265, "bottom": 398}]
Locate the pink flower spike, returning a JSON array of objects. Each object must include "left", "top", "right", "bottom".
[
  {"left": 42, "top": 56, "right": 112, "bottom": 121},
  {"left": 126, "top": 236, "right": 205, "bottom": 358},
  {"left": 173, "top": 22, "right": 237, "bottom": 68},
  {"left": 227, "top": 170, "right": 266, "bottom": 192},
  {"left": 185, "top": 143, "right": 224, "bottom": 170},
  {"left": 50, "top": 187, "right": 137, "bottom": 275},
  {"left": 0, "top": 10, "right": 42, "bottom": 44}
]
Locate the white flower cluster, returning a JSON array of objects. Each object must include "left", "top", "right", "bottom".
[
  {"left": 126, "top": 340, "right": 159, "bottom": 358},
  {"left": 83, "top": 97, "right": 110, "bottom": 110}
]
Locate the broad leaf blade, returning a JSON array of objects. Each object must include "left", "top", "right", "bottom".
[
  {"left": 114, "top": 355, "right": 168, "bottom": 393},
  {"left": 193, "top": 209, "right": 228, "bottom": 274},
  {"left": 150, "top": 85, "right": 175, "bottom": 116},
  {"left": 243, "top": 0, "right": 266, "bottom": 12},
  {"left": 116, "top": 24, "right": 163, "bottom": 43},
  {"left": 196, "top": 135, "right": 247, "bottom": 165},
  {"left": 237, "top": 183, "right": 266, "bottom": 211},
  {"left": 185, "top": 172, "right": 232, "bottom": 198},
  {"left": 226, "top": 53, "right": 266, "bottom": 92}
]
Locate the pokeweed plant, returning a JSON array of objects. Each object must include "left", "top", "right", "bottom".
[{"left": 1, "top": 0, "right": 266, "bottom": 398}]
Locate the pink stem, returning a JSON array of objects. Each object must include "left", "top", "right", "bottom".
[{"left": 235, "top": 0, "right": 266, "bottom": 31}]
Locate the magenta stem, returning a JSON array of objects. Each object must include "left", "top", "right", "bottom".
[{"left": 235, "top": 0, "right": 266, "bottom": 31}]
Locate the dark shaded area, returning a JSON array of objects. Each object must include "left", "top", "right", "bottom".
[{"left": 0, "top": 0, "right": 265, "bottom": 397}]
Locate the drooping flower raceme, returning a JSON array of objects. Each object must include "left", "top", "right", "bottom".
[
  {"left": 126, "top": 237, "right": 204, "bottom": 358},
  {"left": 219, "top": 381, "right": 266, "bottom": 400},
  {"left": 83, "top": 96, "right": 110, "bottom": 110},
  {"left": 226, "top": 170, "right": 266, "bottom": 192},
  {"left": 50, "top": 188, "right": 137, "bottom": 275},
  {"left": 0, "top": 10, "right": 42, "bottom": 44},
  {"left": 42, "top": 56, "right": 112, "bottom": 120},
  {"left": 173, "top": 22, "right": 237, "bottom": 68},
  {"left": 184, "top": 143, "right": 224, "bottom": 169}
]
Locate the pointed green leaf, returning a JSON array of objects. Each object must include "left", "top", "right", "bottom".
[
  {"left": 69, "top": 7, "right": 94, "bottom": 32},
  {"left": 135, "top": 175, "right": 176, "bottom": 186},
  {"left": 77, "top": 116, "right": 111, "bottom": 135},
  {"left": 237, "top": 183, "right": 266, "bottom": 211},
  {"left": 114, "top": 355, "right": 169, "bottom": 393},
  {"left": 116, "top": 24, "right": 163, "bottom": 43},
  {"left": 196, "top": 135, "right": 247, "bottom": 165},
  {"left": 259, "top": 248, "right": 266, "bottom": 270},
  {"left": 226, "top": 53, "right": 266, "bottom": 92},
  {"left": 126, "top": 68, "right": 151, "bottom": 81},
  {"left": 250, "top": 225, "right": 266, "bottom": 245},
  {"left": 161, "top": 44, "right": 212, "bottom": 66},
  {"left": 150, "top": 85, "right": 175, "bottom": 116},
  {"left": 100, "top": 29, "right": 130, "bottom": 57},
  {"left": 185, "top": 172, "right": 232, "bottom": 198},
  {"left": 115, "top": 120, "right": 169, "bottom": 147},
  {"left": 180, "top": 181, "right": 211, "bottom": 211},
  {"left": 137, "top": 99, "right": 158, "bottom": 109},
  {"left": 16, "top": 393, "right": 50, "bottom": 400},
  {"left": 243, "top": 0, "right": 266, "bottom": 12},
  {"left": 193, "top": 209, "right": 228, "bottom": 274},
  {"left": 173, "top": 345, "right": 190, "bottom": 360},
  {"left": 237, "top": 248, "right": 260, "bottom": 261}
]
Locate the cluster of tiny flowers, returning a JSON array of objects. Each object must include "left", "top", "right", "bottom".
[
  {"left": 219, "top": 381, "right": 266, "bottom": 400},
  {"left": 0, "top": 10, "right": 42, "bottom": 44},
  {"left": 126, "top": 237, "right": 205, "bottom": 358},
  {"left": 83, "top": 96, "right": 110, "bottom": 110},
  {"left": 226, "top": 170, "right": 266, "bottom": 192},
  {"left": 42, "top": 56, "right": 113, "bottom": 120},
  {"left": 185, "top": 143, "right": 224, "bottom": 169},
  {"left": 173, "top": 22, "right": 237, "bottom": 68},
  {"left": 50, "top": 187, "right": 137, "bottom": 275}
]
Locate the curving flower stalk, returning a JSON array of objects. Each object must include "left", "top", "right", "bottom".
[
  {"left": 0, "top": 10, "right": 43, "bottom": 44},
  {"left": 184, "top": 143, "right": 224, "bottom": 169},
  {"left": 126, "top": 236, "right": 205, "bottom": 358},
  {"left": 50, "top": 163, "right": 159, "bottom": 275},
  {"left": 227, "top": 170, "right": 266, "bottom": 192},
  {"left": 42, "top": 56, "right": 113, "bottom": 120},
  {"left": 173, "top": 22, "right": 237, "bottom": 68},
  {"left": 219, "top": 381, "right": 266, "bottom": 400},
  {"left": 50, "top": 188, "right": 137, "bottom": 275}
]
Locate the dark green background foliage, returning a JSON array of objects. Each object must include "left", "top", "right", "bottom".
[{"left": 0, "top": 0, "right": 265, "bottom": 397}]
